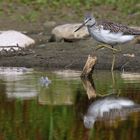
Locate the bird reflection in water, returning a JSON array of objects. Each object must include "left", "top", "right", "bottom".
[{"left": 81, "top": 73, "right": 140, "bottom": 129}]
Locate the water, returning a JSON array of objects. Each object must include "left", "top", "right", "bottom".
[{"left": 0, "top": 68, "right": 140, "bottom": 140}]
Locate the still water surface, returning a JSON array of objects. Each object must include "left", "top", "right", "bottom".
[{"left": 0, "top": 67, "right": 140, "bottom": 140}]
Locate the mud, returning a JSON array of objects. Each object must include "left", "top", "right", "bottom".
[{"left": 0, "top": 38, "right": 139, "bottom": 72}]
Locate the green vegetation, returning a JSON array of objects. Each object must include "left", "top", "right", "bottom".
[
  {"left": 22, "top": 0, "right": 140, "bottom": 13},
  {"left": 0, "top": 0, "right": 139, "bottom": 24},
  {"left": 14, "top": 0, "right": 140, "bottom": 14}
]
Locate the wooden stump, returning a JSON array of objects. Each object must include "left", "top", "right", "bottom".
[{"left": 81, "top": 54, "right": 97, "bottom": 78}]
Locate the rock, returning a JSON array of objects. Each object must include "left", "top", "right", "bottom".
[
  {"left": 130, "top": 26, "right": 140, "bottom": 44},
  {"left": 0, "top": 30, "right": 35, "bottom": 51},
  {"left": 130, "top": 26, "right": 140, "bottom": 31},
  {"left": 135, "top": 36, "right": 140, "bottom": 44},
  {"left": 49, "top": 23, "right": 89, "bottom": 42}
]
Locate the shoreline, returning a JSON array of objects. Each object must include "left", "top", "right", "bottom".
[{"left": 0, "top": 40, "right": 139, "bottom": 72}]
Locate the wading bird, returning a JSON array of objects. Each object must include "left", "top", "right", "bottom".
[{"left": 75, "top": 14, "right": 140, "bottom": 71}]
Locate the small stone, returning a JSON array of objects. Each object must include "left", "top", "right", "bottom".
[
  {"left": 123, "top": 53, "right": 135, "bottom": 58},
  {"left": 131, "top": 26, "right": 140, "bottom": 31}
]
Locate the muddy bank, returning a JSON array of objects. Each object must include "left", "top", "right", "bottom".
[
  {"left": 0, "top": 39, "right": 139, "bottom": 71},
  {"left": 0, "top": 3, "right": 140, "bottom": 72}
]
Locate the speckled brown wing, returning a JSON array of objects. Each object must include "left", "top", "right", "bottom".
[{"left": 97, "top": 20, "right": 140, "bottom": 35}]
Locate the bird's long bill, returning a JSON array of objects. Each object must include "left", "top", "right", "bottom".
[{"left": 74, "top": 22, "right": 86, "bottom": 32}]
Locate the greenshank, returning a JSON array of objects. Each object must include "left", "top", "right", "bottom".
[{"left": 75, "top": 14, "right": 140, "bottom": 71}]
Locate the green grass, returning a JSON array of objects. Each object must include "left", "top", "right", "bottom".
[
  {"left": 13, "top": 0, "right": 140, "bottom": 14},
  {"left": 1, "top": 0, "right": 140, "bottom": 14},
  {"left": 0, "top": 0, "right": 139, "bottom": 23}
]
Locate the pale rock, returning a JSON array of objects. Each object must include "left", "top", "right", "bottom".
[
  {"left": 131, "top": 26, "right": 140, "bottom": 44},
  {"left": 131, "top": 26, "right": 140, "bottom": 30},
  {"left": 0, "top": 30, "right": 35, "bottom": 51},
  {"left": 50, "top": 23, "right": 89, "bottom": 42}
]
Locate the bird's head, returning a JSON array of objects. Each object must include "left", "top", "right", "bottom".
[
  {"left": 83, "top": 115, "right": 96, "bottom": 129},
  {"left": 75, "top": 13, "right": 96, "bottom": 32}
]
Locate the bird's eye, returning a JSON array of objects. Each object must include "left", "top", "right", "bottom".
[{"left": 88, "top": 18, "right": 91, "bottom": 21}]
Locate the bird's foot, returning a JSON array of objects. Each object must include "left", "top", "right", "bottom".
[{"left": 94, "top": 45, "right": 104, "bottom": 51}]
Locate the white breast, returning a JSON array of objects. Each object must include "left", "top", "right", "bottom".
[{"left": 88, "top": 27, "right": 134, "bottom": 45}]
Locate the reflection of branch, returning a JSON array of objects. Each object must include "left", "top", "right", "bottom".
[
  {"left": 81, "top": 77, "right": 96, "bottom": 99},
  {"left": 81, "top": 73, "right": 117, "bottom": 99}
]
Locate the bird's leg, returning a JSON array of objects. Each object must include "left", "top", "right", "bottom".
[
  {"left": 111, "top": 71, "right": 115, "bottom": 88},
  {"left": 111, "top": 71, "right": 121, "bottom": 96},
  {"left": 95, "top": 44, "right": 120, "bottom": 52},
  {"left": 111, "top": 47, "right": 116, "bottom": 71}
]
